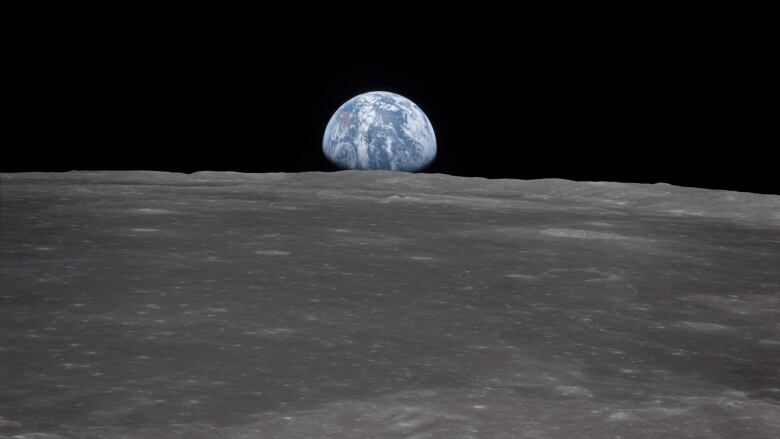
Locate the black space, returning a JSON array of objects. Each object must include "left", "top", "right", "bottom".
[{"left": 6, "top": 13, "right": 776, "bottom": 194}]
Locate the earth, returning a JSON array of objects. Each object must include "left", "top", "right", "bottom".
[{"left": 322, "top": 91, "right": 436, "bottom": 172}]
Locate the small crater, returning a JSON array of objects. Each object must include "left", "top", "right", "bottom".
[
  {"left": 758, "top": 339, "right": 780, "bottom": 346},
  {"left": 677, "top": 321, "right": 732, "bottom": 332},
  {"left": 261, "top": 328, "right": 296, "bottom": 337},
  {"left": 556, "top": 386, "right": 593, "bottom": 398},
  {"left": 541, "top": 228, "right": 629, "bottom": 240},
  {"left": 507, "top": 268, "right": 619, "bottom": 282},
  {"left": 254, "top": 250, "right": 290, "bottom": 256},
  {"left": 606, "top": 411, "right": 642, "bottom": 422},
  {"left": 132, "top": 208, "right": 179, "bottom": 215}
]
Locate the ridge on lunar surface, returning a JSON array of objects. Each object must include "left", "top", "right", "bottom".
[{"left": 1, "top": 171, "right": 779, "bottom": 438}]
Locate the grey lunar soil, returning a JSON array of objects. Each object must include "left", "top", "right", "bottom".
[{"left": 1, "top": 171, "right": 779, "bottom": 438}]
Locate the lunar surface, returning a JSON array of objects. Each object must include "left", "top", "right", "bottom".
[{"left": 1, "top": 171, "right": 779, "bottom": 438}]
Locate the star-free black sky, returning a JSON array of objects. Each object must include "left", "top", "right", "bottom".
[{"left": 7, "top": 13, "right": 776, "bottom": 194}]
